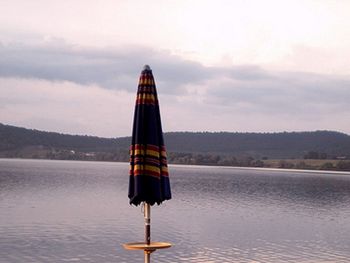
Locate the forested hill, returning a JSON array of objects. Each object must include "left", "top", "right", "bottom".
[
  {"left": 0, "top": 123, "right": 118, "bottom": 152},
  {"left": 1, "top": 123, "right": 350, "bottom": 162},
  {"left": 164, "top": 131, "right": 350, "bottom": 158}
]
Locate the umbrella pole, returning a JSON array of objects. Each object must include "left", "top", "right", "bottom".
[
  {"left": 144, "top": 202, "right": 151, "bottom": 263},
  {"left": 144, "top": 250, "right": 150, "bottom": 263}
]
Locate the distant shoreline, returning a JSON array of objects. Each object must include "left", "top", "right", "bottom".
[
  {"left": 1, "top": 123, "right": 350, "bottom": 172},
  {"left": 1, "top": 157, "right": 350, "bottom": 174}
]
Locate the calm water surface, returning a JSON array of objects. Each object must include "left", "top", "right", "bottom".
[{"left": 0, "top": 159, "right": 350, "bottom": 263}]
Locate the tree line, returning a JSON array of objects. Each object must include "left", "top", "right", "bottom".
[{"left": 1, "top": 123, "right": 350, "bottom": 171}]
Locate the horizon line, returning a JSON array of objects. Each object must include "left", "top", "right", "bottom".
[{"left": 1, "top": 122, "right": 349, "bottom": 139}]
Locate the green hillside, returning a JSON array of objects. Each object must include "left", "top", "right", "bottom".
[
  {"left": 165, "top": 131, "right": 350, "bottom": 158},
  {"left": 1, "top": 123, "right": 350, "bottom": 170}
]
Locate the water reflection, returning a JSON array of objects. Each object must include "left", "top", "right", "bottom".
[
  {"left": 1, "top": 159, "right": 350, "bottom": 262},
  {"left": 172, "top": 165, "right": 350, "bottom": 211}
]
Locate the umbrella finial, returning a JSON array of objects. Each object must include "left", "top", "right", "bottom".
[{"left": 143, "top": 65, "right": 151, "bottom": 71}]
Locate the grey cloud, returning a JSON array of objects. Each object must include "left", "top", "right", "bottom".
[
  {"left": 0, "top": 41, "right": 211, "bottom": 93},
  {"left": 1, "top": 39, "right": 349, "bottom": 120},
  {"left": 206, "top": 70, "right": 350, "bottom": 117}
]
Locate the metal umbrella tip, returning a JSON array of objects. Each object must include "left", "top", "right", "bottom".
[{"left": 143, "top": 65, "right": 151, "bottom": 71}]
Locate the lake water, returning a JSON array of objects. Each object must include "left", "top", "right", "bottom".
[{"left": 1, "top": 159, "right": 350, "bottom": 263}]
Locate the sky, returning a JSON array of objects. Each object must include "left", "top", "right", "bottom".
[{"left": 1, "top": 0, "right": 350, "bottom": 137}]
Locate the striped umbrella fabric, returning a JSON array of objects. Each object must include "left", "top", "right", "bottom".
[{"left": 128, "top": 65, "right": 171, "bottom": 206}]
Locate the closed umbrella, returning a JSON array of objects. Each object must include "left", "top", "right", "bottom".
[{"left": 124, "top": 65, "right": 171, "bottom": 263}]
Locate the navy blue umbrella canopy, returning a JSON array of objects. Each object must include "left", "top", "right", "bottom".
[{"left": 128, "top": 65, "right": 171, "bottom": 206}]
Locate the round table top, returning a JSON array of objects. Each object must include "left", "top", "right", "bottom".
[{"left": 123, "top": 242, "right": 172, "bottom": 252}]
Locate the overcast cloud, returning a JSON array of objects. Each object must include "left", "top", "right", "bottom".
[
  {"left": 0, "top": 40, "right": 211, "bottom": 92},
  {"left": 0, "top": 1, "right": 349, "bottom": 137},
  {"left": 1, "top": 38, "right": 349, "bottom": 137}
]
